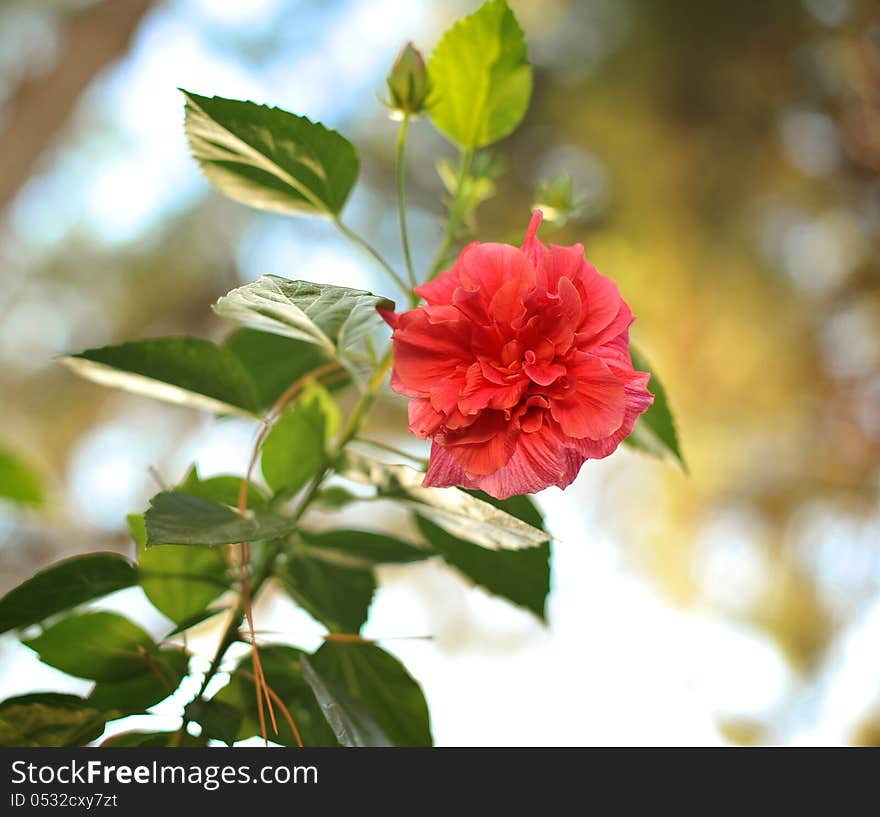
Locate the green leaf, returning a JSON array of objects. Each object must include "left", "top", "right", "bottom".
[
  {"left": 0, "top": 553, "right": 136, "bottom": 635},
  {"left": 0, "top": 446, "right": 43, "bottom": 507},
  {"left": 185, "top": 698, "right": 242, "bottom": 746},
  {"left": 261, "top": 384, "right": 339, "bottom": 500},
  {"left": 0, "top": 693, "right": 106, "bottom": 747},
  {"left": 300, "top": 656, "right": 393, "bottom": 747},
  {"left": 280, "top": 552, "right": 374, "bottom": 633},
  {"left": 165, "top": 609, "right": 225, "bottom": 637},
  {"left": 300, "top": 528, "right": 428, "bottom": 566},
  {"left": 437, "top": 151, "right": 503, "bottom": 234},
  {"left": 179, "top": 465, "right": 270, "bottom": 513},
  {"left": 299, "top": 380, "right": 342, "bottom": 440},
  {"left": 182, "top": 90, "right": 358, "bottom": 217},
  {"left": 428, "top": 0, "right": 532, "bottom": 149},
  {"left": 415, "top": 515, "right": 549, "bottom": 620},
  {"left": 339, "top": 451, "right": 549, "bottom": 551},
  {"left": 213, "top": 646, "right": 338, "bottom": 746},
  {"left": 58, "top": 338, "right": 260, "bottom": 418},
  {"left": 214, "top": 276, "right": 393, "bottom": 355},
  {"left": 137, "top": 542, "right": 229, "bottom": 626},
  {"left": 626, "top": 346, "right": 686, "bottom": 471},
  {"left": 313, "top": 485, "right": 359, "bottom": 509},
  {"left": 467, "top": 490, "right": 546, "bottom": 530},
  {"left": 225, "top": 328, "right": 350, "bottom": 409},
  {"left": 24, "top": 611, "right": 157, "bottom": 682},
  {"left": 102, "top": 730, "right": 206, "bottom": 747},
  {"left": 310, "top": 641, "right": 432, "bottom": 746},
  {"left": 88, "top": 648, "right": 189, "bottom": 715},
  {"left": 132, "top": 506, "right": 230, "bottom": 626},
  {"left": 128, "top": 512, "right": 148, "bottom": 547},
  {"left": 144, "top": 491, "right": 297, "bottom": 547}
]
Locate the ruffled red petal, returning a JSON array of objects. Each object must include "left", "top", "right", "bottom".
[{"left": 386, "top": 210, "right": 654, "bottom": 498}]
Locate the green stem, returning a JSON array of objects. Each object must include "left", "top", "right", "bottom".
[
  {"left": 354, "top": 435, "right": 427, "bottom": 466},
  {"left": 396, "top": 114, "right": 418, "bottom": 300},
  {"left": 426, "top": 148, "right": 474, "bottom": 281},
  {"left": 334, "top": 217, "right": 411, "bottom": 300},
  {"left": 183, "top": 348, "right": 395, "bottom": 724},
  {"left": 327, "top": 349, "right": 394, "bottom": 473}
]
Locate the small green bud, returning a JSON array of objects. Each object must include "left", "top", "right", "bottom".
[
  {"left": 385, "top": 42, "right": 430, "bottom": 115},
  {"left": 532, "top": 174, "right": 587, "bottom": 227}
]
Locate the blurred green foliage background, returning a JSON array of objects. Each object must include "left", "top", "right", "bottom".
[{"left": 1, "top": 0, "right": 878, "bottom": 745}]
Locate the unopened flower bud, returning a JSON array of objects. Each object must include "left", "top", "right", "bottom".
[{"left": 385, "top": 42, "right": 430, "bottom": 115}]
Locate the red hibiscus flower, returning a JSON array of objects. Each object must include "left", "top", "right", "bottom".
[{"left": 383, "top": 211, "right": 654, "bottom": 499}]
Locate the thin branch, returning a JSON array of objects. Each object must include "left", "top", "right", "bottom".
[
  {"left": 354, "top": 435, "right": 428, "bottom": 466},
  {"left": 233, "top": 363, "right": 345, "bottom": 743},
  {"left": 184, "top": 347, "right": 395, "bottom": 745},
  {"left": 334, "top": 217, "right": 412, "bottom": 301},
  {"left": 426, "top": 148, "right": 474, "bottom": 281},
  {"left": 240, "top": 669, "right": 303, "bottom": 748},
  {"left": 396, "top": 113, "right": 418, "bottom": 293}
]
